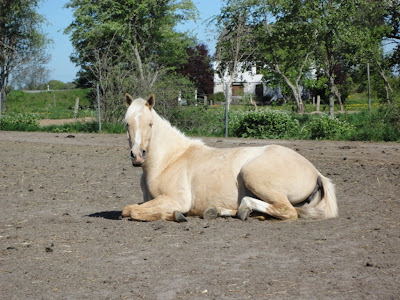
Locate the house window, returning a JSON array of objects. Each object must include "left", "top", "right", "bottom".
[{"left": 232, "top": 84, "right": 244, "bottom": 96}]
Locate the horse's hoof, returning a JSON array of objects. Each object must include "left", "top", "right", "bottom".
[
  {"left": 203, "top": 207, "right": 218, "bottom": 220},
  {"left": 174, "top": 211, "right": 187, "bottom": 223},
  {"left": 237, "top": 207, "right": 251, "bottom": 221}
]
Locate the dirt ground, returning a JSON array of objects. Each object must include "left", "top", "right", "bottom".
[
  {"left": 1, "top": 131, "right": 399, "bottom": 300},
  {"left": 39, "top": 117, "right": 95, "bottom": 127}
]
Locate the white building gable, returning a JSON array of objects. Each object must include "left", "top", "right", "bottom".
[{"left": 213, "top": 62, "right": 264, "bottom": 96}]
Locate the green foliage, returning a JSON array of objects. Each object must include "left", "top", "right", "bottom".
[
  {"left": 65, "top": 0, "right": 197, "bottom": 85},
  {"left": 170, "top": 106, "right": 225, "bottom": 136},
  {"left": 208, "top": 92, "right": 226, "bottom": 104},
  {"left": 6, "top": 89, "right": 93, "bottom": 119},
  {"left": 338, "top": 103, "right": 400, "bottom": 142},
  {"left": 229, "top": 109, "right": 305, "bottom": 139},
  {"left": 0, "top": 0, "right": 51, "bottom": 109},
  {"left": 0, "top": 113, "right": 40, "bottom": 131},
  {"left": 306, "top": 114, "right": 355, "bottom": 140}
]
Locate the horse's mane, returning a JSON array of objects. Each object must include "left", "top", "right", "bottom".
[{"left": 152, "top": 109, "right": 204, "bottom": 146}]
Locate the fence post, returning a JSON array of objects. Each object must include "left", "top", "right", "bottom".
[
  {"left": 0, "top": 90, "right": 2, "bottom": 122},
  {"left": 74, "top": 97, "right": 79, "bottom": 119},
  {"left": 367, "top": 63, "right": 371, "bottom": 111},
  {"left": 96, "top": 84, "right": 101, "bottom": 131},
  {"left": 225, "top": 83, "right": 229, "bottom": 137}
]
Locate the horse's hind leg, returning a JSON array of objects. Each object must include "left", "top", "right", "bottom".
[
  {"left": 239, "top": 169, "right": 298, "bottom": 221},
  {"left": 238, "top": 195, "right": 298, "bottom": 221},
  {"left": 203, "top": 207, "right": 237, "bottom": 220}
]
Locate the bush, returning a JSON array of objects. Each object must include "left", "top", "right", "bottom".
[
  {"left": 306, "top": 114, "right": 355, "bottom": 140},
  {"left": 208, "top": 92, "right": 225, "bottom": 104},
  {"left": 0, "top": 113, "right": 40, "bottom": 131},
  {"left": 338, "top": 103, "right": 400, "bottom": 142},
  {"left": 170, "top": 106, "right": 225, "bottom": 136},
  {"left": 229, "top": 109, "right": 305, "bottom": 139}
]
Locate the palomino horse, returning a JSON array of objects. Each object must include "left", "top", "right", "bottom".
[{"left": 122, "top": 94, "right": 338, "bottom": 222}]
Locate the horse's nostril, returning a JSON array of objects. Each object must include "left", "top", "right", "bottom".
[
  {"left": 130, "top": 151, "right": 136, "bottom": 159},
  {"left": 142, "top": 149, "right": 147, "bottom": 158}
]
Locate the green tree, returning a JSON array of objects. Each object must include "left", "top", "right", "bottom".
[
  {"left": 214, "top": 0, "right": 258, "bottom": 107},
  {"left": 65, "top": 0, "right": 197, "bottom": 88},
  {"left": 253, "top": 0, "right": 314, "bottom": 114},
  {"left": 0, "top": 0, "right": 50, "bottom": 110},
  {"left": 307, "top": 0, "right": 382, "bottom": 117}
]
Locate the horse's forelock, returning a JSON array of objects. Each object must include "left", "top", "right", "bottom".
[{"left": 124, "top": 98, "right": 146, "bottom": 124}]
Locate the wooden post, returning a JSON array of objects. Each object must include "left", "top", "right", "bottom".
[
  {"left": 96, "top": 84, "right": 101, "bottom": 131},
  {"left": 367, "top": 63, "right": 371, "bottom": 111},
  {"left": 225, "top": 83, "right": 229, "bottom": 137},
  {"left": 74, "top": 97, "right": 79, "bottom": 119},
  {"left": 316, "top": 95, "right": 320, "bottom": 112},
  {"left": 0, "top": 91, "right": 2, "bottom": 121}
]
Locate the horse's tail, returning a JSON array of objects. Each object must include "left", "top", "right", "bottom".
[{"left": 295, "top": 175, "right": 338, "bottom": 219}]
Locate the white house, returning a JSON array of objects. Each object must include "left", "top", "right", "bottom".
[
  {"left": 213, "top": 62, "right": 283, "bottom": 102},
  {"left": 213, "top": 62, "right": 264, "bottom": 98}
]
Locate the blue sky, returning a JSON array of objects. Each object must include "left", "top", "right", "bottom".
[{"left": 38, "top": 0, "right": 223, "bottom": 83}]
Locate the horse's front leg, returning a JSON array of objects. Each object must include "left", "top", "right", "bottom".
[{"left": 123, "top": 195, "right": 188, "bottom": 222}]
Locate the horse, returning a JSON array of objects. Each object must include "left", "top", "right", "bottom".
[{"left": 121, "top": 94, "right": 338, "bottom": 222}]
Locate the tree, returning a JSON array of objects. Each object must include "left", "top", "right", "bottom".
[
  {"left": 65, "top": 0, "right": 197, "bottom": 88},
  {"left": 178, "top": 43, "right": 214, "bottom": 96},
  {"left": 384, "top": 0, "right": 400, "bottom": 73},
  {"left": 11, "top": 51, "right": 50, "bottom": 90},
  {"left": 0, "top": 0, "right": 50, "bottom": 110},
  {"left": 253, "top": 0, "right": 313, "bottom": 114},
  {"left": 214, "top": 0, "right": 258, "bottom": 107},
  {"left": 307, "top": 0, "right": 380, "bottom": 117}
]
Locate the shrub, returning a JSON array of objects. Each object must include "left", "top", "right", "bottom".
[
  {"left": 229, "top": 109, "right": 305, "bottom": 139},
  {"left": 306, "top": 114, "right": 355, "bottom": 140},
  {"left": 0, "top": 113, "right": 40, "bottom": 131},
  {"left": 170, "top": 106, "right": 225, "bottom": 136},
  {"left": 338, "top": 103, "right": 400, "bottom": 142}
]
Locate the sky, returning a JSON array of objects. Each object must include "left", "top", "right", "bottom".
[{"left": 38, "top": 0, "right": 224, "bottom": 83}]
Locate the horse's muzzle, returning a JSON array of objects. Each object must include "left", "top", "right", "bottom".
[{"left": 130, "top": 149, "right": 146, "bottom": 166}]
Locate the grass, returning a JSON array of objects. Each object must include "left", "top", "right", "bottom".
[
  {"left": 1, "top": 89, "right": 399, "bottom": 142},
  {"left": 6, "top": 89, "right": 94, "bottom": 119}
]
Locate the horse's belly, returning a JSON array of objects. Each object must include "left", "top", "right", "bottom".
[{"left": 188, "top": 186, "right": 239, "bottom": 216}]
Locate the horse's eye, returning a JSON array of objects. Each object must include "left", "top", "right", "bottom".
[{"left": 149, "top": 123, "right": 153, "bottom": 127}]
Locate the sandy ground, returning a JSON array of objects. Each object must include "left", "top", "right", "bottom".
[
  {"left": 39, "top": 117, "right": 95, "bottom": 127},
  {"left": 0, "top": 131, "right": 399, "bottom": 300}
]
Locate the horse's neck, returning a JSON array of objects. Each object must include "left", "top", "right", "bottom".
[{"left": 143, "top": 111, "right": 196, "bottom": 178}]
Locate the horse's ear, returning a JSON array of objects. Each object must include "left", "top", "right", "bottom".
[
  {"left": 146, "top": 94, "right": 155, "bottom": 110},
  {"left": 125, "top": 93, "right": 134, "bottom": 107}
]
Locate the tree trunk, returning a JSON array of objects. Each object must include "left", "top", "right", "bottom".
[
  {"left": 333, "top": 85, "right": 344, "bottom": 112},
  {"left": 249, "top": 94, "right": 258, "bottom": 111},
  {"left": 376, "top": 64, "right": 393, "bottom": 103},
  {"left": 273, "top": 64, "right": 304, "bottom": 114},
  {"left": 328, "top": 76, "right": 335, "bottom": 118}
]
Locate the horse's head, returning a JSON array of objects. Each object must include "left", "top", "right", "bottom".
[{"left": 124, "top": 93, "right": 155, "bottom": 167}]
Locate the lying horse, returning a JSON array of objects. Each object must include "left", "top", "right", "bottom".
[{"left": 122, "top": 94, "right": 338, "bottom": 222}]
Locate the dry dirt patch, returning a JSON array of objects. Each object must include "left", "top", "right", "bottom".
[
  {"left": 39, "top": 117, "right": 95, "bottom": 127},
  {"left": 0, "top": 131, "right": 399, "bottom": 299}
]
